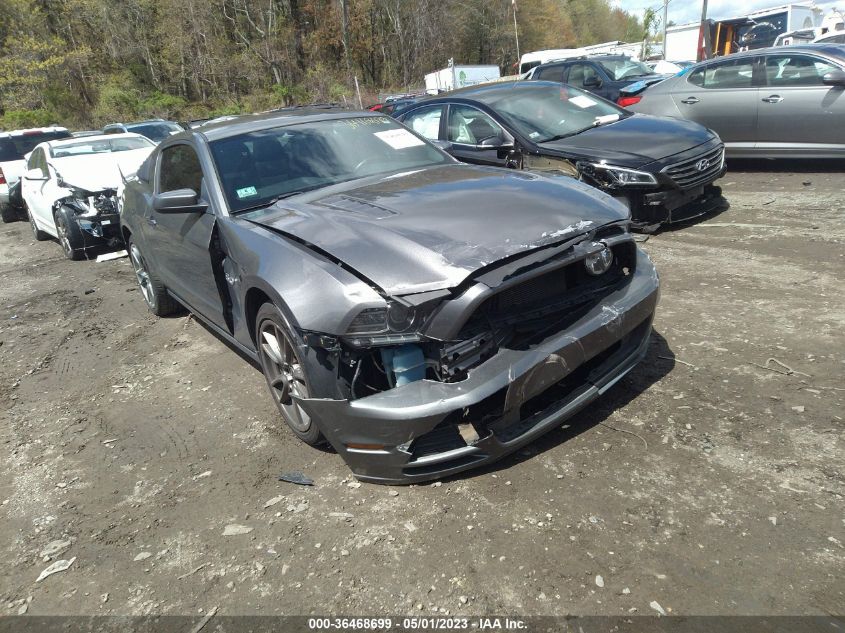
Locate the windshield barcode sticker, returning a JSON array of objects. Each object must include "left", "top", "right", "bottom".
[
  {"left": 374, "top": 129, "right": 425, "bottom": 150},
  {"left": 236, "top": 186, "right": 258, "bottom": 199}
]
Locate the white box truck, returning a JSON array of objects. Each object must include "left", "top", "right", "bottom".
[{"left": 424, "top": 64, "right": 501, "bottom": 94}]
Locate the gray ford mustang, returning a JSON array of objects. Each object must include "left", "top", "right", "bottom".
[{"left": 120, "top": 109, "right": 660, "bottom": 484}]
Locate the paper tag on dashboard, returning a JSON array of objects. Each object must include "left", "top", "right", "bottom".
[
  {"left": 570, "top": 95, "right": 598, "bottom": 109},
  {"left": 236, "top": 186, "right": 258, "bottom": 199},
  {"left": 374, "top": 129, "right": 425, "bottom": 150}
]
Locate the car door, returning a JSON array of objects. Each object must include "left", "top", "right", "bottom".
[
  {"left": 534, "top": 63, "right": 565, "bottom": 83},
  {"left": 22, "top": 148, "right": 55, "bottom": 233},
  {"left": 757, "top": 52, "right": 845, "bottom": 148},
  {"left": 401, "top": 104, "right": 446, "bottom": 143},
  {"left": 144, "top": 142, "right": 227, "bottom": 327},
  {"left": 668, "top": 56, "right": 762, "bottom": 147},
  {"left": 565, "top": 63, "right": 610, "bottom": 99},
  {"left": 445, "top": 104, "right": 512, "bottom": 167}
]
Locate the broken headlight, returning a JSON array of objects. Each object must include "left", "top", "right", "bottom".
[
  {"left": 576, "top": 161, "right": 657, "bottom": 187},
  {"left": 584, "top": 244, "right": 614, "bottom": 276},
  {"left": 344, "top": 301, "right": 422, "bottom": 348}
]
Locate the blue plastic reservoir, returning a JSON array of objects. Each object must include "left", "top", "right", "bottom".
[{"left": 381, "top": 344, "right": 425, "bottom": 387}]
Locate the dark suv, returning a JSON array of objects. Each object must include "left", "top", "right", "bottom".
[
  {"left": 103, "top": 119, "right": 185, "bottom": 143},
  {"left": 526, "top": 55, "right": 668, "bottom": 103}
]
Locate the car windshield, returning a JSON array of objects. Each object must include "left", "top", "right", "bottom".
[
  {"left": 483, "top": 84, "right": 628, "bottom": 143},
  {"left": 210, "top": 116, "right": 452, "bottom": 213},
  {"left": 127, "top": 122, "right": 183, "bottom": 142},
  {"left": 597, "top": 59, "right": 656, "bottom": 80},
  {"left": 50, "top": 137, "right": 154, "bottom": 158},
  {"left": 0, "top": 131, "right": 72, "bottom": 161}
]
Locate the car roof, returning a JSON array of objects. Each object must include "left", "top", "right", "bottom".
[
  {"left": 695, "top": 44, "right": 845, "bottom": 64},
  {"left": 46, "top": 132, "right": 150, "bottom": 148},
  {"left": 0, "top": 126, "right": 69, "bottom": 138},
  {"left": 195, "top": 108, "right": 375, "bottom": 142},
  {"left": 407, "top": 80, "right": 561, "bottom": 105},
  {"left": 537, "top": 54, "right": 634, "bottom": 67},
  {"left": 104, "top": 119, "right": 176, "bottom": 127}
]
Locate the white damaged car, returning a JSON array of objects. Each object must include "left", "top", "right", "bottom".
[{"left": 21, "top": 133, "right": 155, "bottom": 260}]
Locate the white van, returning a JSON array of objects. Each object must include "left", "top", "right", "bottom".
[{"left": 518, "top": 49, "right": 586, "bottom": 75}]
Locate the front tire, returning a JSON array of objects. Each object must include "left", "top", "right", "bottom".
[
  {"left": 255, "top": 302, "right": 324, "bottom": 446},
  {"left": 1, "top": 205, "right": 17, "bottom": 224},
  {"left": 54, "top": 207, "right": 85, "bottom": 260},
  {"left": 26, "top": 204, "right": 49, "bottom": 241},
  {"left": 128, "top": 239, "right": 180, "bottom": 316}
]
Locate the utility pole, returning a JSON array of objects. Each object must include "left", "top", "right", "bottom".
[
  {"left": 699, "top": 0, "right": 710, "bottom": 60},
  {"left": 512, "top": 0, "right": 521, "bottom": 70},
  {"left": 662, "top": 0, "right": 668, "bottom": 59}
]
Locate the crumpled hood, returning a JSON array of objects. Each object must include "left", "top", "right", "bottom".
[
  {"left": 538, "top": 113, "right": 716, "bottom": 168},
  {"left": 52, "top": 148, "right": 153, "bottom": 192},
  {"left": 246, "top": 164, "right": 628, "bottom": 295}
]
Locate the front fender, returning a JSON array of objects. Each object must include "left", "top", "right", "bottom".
[{"left": 222, "top": 220, "right": 385, "bottom": 350}]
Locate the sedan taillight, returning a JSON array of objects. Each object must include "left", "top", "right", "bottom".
[
  {"left": 617, "top": 96, "right": 642, "bottom": 108},
  {"left": 0, "top": 167, "right": 6, "bottom": 185}
]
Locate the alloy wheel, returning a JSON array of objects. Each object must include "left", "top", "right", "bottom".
[
  {"left": 257, "top": 319, "right": 312, "bottom": 433},
  {"left": 28, "top": 209, "right": 39, "bottom": 239},
  {"left": 56, "top": 216, "right": 73, "bottom": 258},
  {"left": 129, "top": 243, "right": 155, "bottom": 308}
]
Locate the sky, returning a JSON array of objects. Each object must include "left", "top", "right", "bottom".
[{"left": 613, "top": 0, "right": 843, "bottom": 26}]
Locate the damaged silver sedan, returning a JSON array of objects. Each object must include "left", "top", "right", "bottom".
[{"left": 120, "top": 109, "right": 659, "bottom": 484}]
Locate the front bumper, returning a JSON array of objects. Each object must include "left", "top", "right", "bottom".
[
  {"left": 76, "top": 213, "right": 122, "bottom": 242},
  {"left": 296, "top": 249, "right": 660, "bottom": 484}
]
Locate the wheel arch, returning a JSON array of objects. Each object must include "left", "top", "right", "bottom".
[{"left": 242, "top": 280, "right": 301, "bottom": 349}]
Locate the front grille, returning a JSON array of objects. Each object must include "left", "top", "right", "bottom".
[
  {"left": 664, "top": 145, "right": 724, "bottom": 189},
  {"left": 457, "top": 242, "right": 636, "bottom": 341}
]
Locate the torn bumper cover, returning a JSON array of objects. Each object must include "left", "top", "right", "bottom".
[
  {"left": 296, "top": 249, "right": 659, "bottom": 484},
  {"left": 56, "top": 188, "right": 122, "bottom": 242}
]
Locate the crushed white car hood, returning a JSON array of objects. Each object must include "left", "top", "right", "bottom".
[{"left": 52, "top": 149, "right": 152, "bottom": 191}]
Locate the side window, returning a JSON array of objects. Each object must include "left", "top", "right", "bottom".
[
  {"left": 520, "top": 60, "right": 541, "bottom": 75},
  {"left": 689, "top": 59, "right": 756, "bottom": 89},
  {"left": 766, "top": 54, "right": 838, "bottom": 87},
  {"left": 27, "top": 149, "right": 40, "bottom": 171},
  {"left": 159, "top": 144, "right": 203, "bottom": 193},
  {"left": 28, "top": 149, "right": 47, "bottom": 176},
  {"left": 403, "top": 106, "right": 444, "bottom": 140},
  {"left": 448, "top": 105, "right": 506, "bottom": 145},
  {"left": 567, "top": 63, "right": 600, "bottom": 89},
  {"left": 535, "top": 65, "right": 563, "bottom": 82}
]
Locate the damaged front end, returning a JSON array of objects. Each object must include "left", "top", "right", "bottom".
[
  {"left": 574, "top": 144, "right": 727, "bottom": 232},
  {"left": 294, "top": 223, "right": 659, "bottom": 484},
  {"left": 54, "top": 185, "right": 123, "bottom": 245}
]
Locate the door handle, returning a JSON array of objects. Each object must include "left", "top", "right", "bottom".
[
  {"left": 680, "top": 97, "right": 700, "bottom": 104},
  {"left": 762, "top": 95, "right": 783, "bottom": 103},
  {"left": 147, "top": 218, "right": 157, "bottom": 227}
]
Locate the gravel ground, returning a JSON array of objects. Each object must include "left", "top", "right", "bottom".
[{"left": 0, "top": 162, "right": 842, "bottom": 619}]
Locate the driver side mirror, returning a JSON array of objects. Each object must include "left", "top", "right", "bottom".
[
  {"left": 153, "top": 188, "right": 208, "bottom": 214},
  {"left": 822, "top": 69, "right": 845, "bottom": 87},
  {"left": 25, "top": 168, "right": 47, "bottom": 181},
  {"left": 477, "top": 136, "right": 514, "bottom": 151},
  {"left": 583, "top": 75, "right": 602, "bottom": 88},
  {"left": 430, "top": 139, "right": 455, "bottom": 154}
]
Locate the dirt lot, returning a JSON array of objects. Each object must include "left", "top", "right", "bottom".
[{"left": 0, "top": 163, "right": 843, "bottom": 619}]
